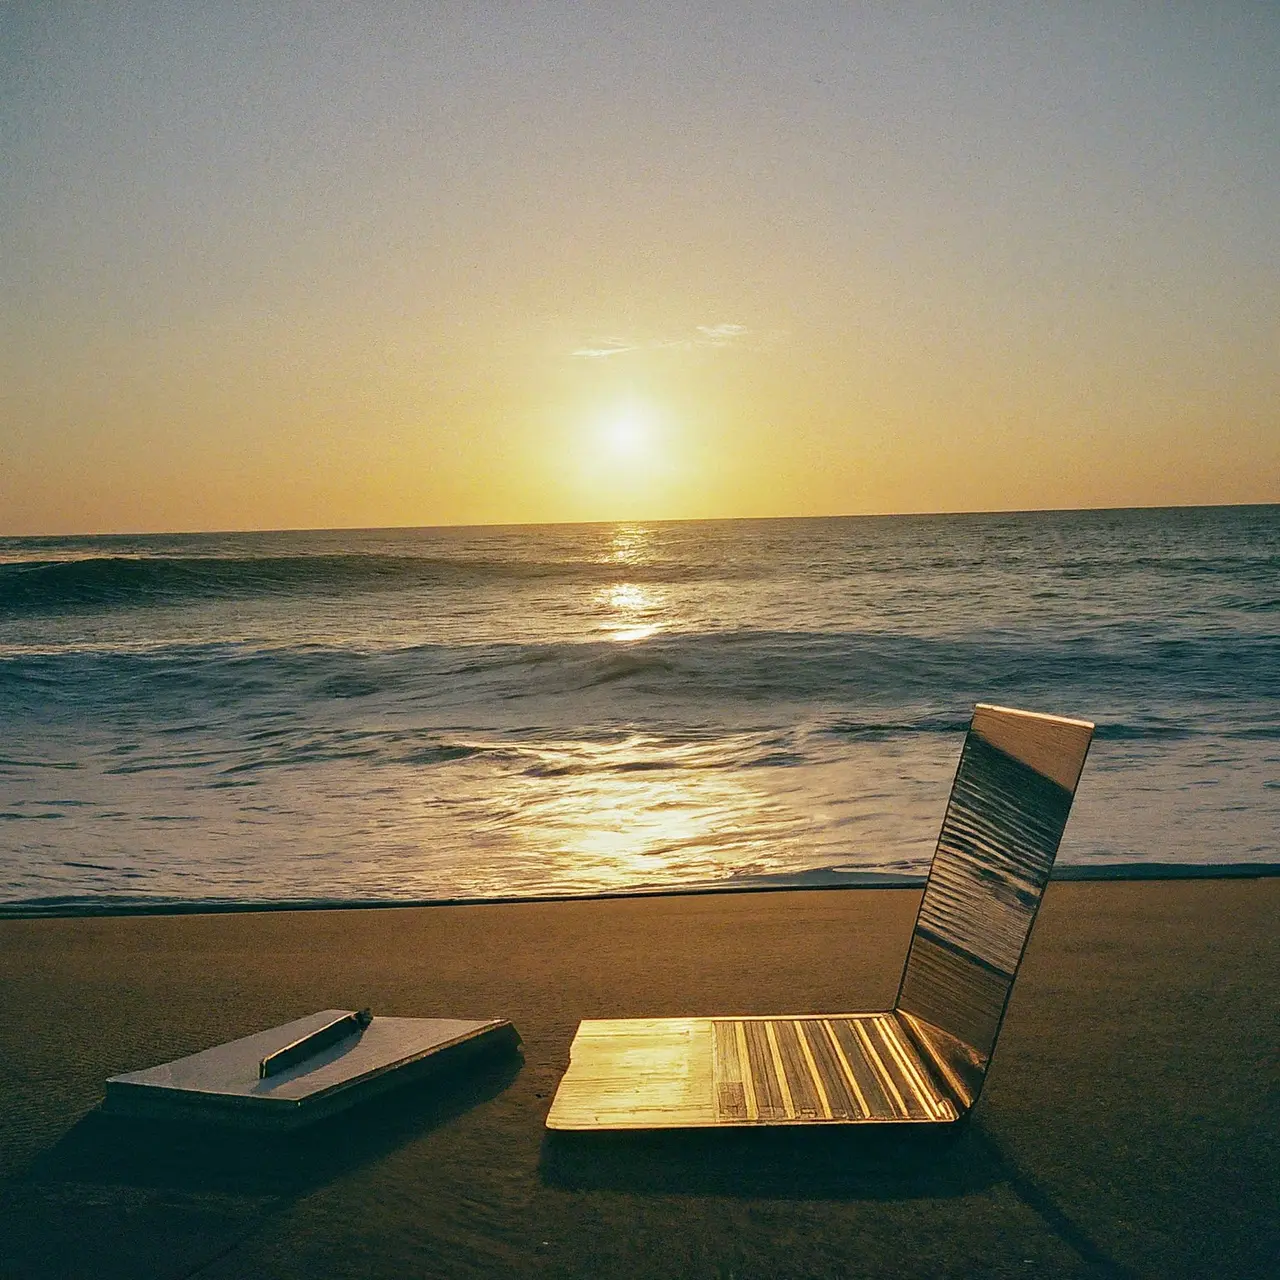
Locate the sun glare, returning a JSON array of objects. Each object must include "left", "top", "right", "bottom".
[
  {"left": 567, "top": 402, "right": 687, "bottom": 520},
  {"left": 603, "top": 404, "right": 656, "bottom": 458}
]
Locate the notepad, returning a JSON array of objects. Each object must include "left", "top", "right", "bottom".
[{"left": 104, "top": 1010, "right": 519, "bottom": 1130}]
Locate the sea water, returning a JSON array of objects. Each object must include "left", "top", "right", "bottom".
[{"left": 1, "top": 506, "right": 1276, "bottom": 910}]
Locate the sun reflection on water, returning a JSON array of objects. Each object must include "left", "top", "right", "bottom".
[
  {"left": 594, "top": 524, "right": 669, "bottom": 641},
  {"left": 607, "top": 524, "right": 653, "bottom": 565},
  {"left": 598, "top": 582, "right": 663, "bottom": 641},
  {"left": 505, "top": 736, "right": 809, "bottom": 892}
]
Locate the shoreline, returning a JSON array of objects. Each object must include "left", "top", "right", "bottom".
[{"left": 3, "top": 858, "right": 1277, "bottom": 920}]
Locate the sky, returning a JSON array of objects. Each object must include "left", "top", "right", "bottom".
[{"left": 2, "top": 2, "right": 1277, "bottom": 534}]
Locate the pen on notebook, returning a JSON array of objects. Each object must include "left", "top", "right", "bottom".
[{"left": 259, "top": 1008, "right": 373, "bottom": 1079}]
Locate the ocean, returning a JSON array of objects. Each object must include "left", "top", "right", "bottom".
[{"left": 1, "top": 506, "right": 1276, "bottom": 913}]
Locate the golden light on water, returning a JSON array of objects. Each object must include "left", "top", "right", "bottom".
[
  {"left": 504, "top": 737, "right": 809, "bottom": 892},
  {"left": 607, "top": 524, "right": 654, "bottom": 565},
  {"left": 551, "top": 774, "right": 715, "bottom": 878},
  {"left": 598, "top": 525, "right": 664, "bottom": 641},
  {"left": 598, "top": 582, "right": 662, "bottom": 642}
]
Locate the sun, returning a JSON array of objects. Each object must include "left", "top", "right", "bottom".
[
  {"left": 567, "top": 399, "right": 685, "bottom": 518},
  {"left": 602, "top": 404, "right": 657, "bottom": 459}
]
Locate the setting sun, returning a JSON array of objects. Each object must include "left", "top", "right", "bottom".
[
  {"left": 553, "top": 399, "right": 697, "bottom": 521},
  {"left": 601, "top": 404, "right": 659, "bottom": 460}
]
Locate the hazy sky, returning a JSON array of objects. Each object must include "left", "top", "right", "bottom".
[{"left": 3, "top": 2, "right": 1277, "bottom": 533}]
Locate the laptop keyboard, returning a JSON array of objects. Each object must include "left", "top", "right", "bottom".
[{"left": 712, "top": 1015, "right": 957, "bottom": 1122}]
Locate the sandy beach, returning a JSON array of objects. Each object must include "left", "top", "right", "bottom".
[{"left": 1, "top": 879, "right": 1276, "bottom": 1278}]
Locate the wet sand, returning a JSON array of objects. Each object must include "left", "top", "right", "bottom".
[{"left": 1, "top": 879, "right": 1276, "bottom": 1278}]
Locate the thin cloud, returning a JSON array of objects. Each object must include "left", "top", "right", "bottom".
[
  {"left": 694, "top": 323, "right": 749, "bottom": 345},
  {"left": 571, "top": 324, "right": 753, "bottom": 359},
  {"left": 570, "top": 338, "right": 639, "bottom": 359}
]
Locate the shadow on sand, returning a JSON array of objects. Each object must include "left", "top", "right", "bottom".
[
  {"left": 541, "top": 1118, "right": 986, "bottom": 1200},
  {"left": 541, "top": 1117, "right": 1137, "bottom": 1277},
  {"left": 4, "top": 1053, "right": 522, "bottom": 1280},
  {"left": 27, "top": 1050, "right": 523, "bottom": 1197}
]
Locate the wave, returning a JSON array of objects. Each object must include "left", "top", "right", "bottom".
[
  {"left": 2, "top": 628, "right": 1277, "bottom": 720},
  {"left": 0, "top": 552, "right": 725, "bottom": 613},
  {"left": 5, "top": 539, "right": 1277, "bottom": 616},
  {"left": 822, "top": 715, "right": 972, "bottom": 737}
]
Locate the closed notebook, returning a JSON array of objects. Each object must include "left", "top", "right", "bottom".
[{"left": 104, "top": 1010, "right": 519, "bottom": 1129}]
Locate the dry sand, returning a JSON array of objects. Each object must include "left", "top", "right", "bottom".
[{"left": 1, "top": 879, "right": 1276, "bottom": 1278}]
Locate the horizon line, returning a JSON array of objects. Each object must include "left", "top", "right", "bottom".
[{"left": 3, "top": 498, "right": 1276, "bottom": 540}]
